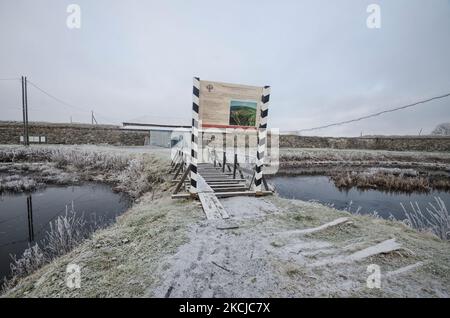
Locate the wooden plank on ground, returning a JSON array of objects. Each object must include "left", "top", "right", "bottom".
[
  {"left": 279, "top": 217, "right": 351, "bottom": 236},
  {"left": 309, "top": 239, "right": 402, "bottom": 267},
  {"left": 198, "top": 192, "right": 229, "bottom": 220}
]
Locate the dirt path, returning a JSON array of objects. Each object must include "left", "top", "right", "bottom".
[{"left": 150, "top": 198, "right": 282, "bottom": 297}]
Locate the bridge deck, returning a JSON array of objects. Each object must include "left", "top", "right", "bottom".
[{"left": 171, "top": 162, "right": 272, "bottom": 220}]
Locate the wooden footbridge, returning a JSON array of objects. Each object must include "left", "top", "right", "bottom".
[
  {"left": 170, "top": 78, "right": 274, "bottom": 220},
  {"left": 170, "top": 149, "right": 273, "bottom": 220}
]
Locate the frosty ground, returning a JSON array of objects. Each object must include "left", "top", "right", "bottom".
[{"left": 1, "top": 145, "right": 449, "bottom": 297}]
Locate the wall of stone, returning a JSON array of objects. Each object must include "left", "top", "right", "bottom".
[
  {"left": 0, "top": 121, "right": 149, "bottom": 146},
  {"left": 1, "top": 121, "right": 449, "bottom": 151},
  {"left": 279, "top": 135, "right": 450, "bottom": 152}
]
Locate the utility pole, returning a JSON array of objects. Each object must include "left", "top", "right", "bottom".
[
  {"left": 25, "top": 76, "right": 29, "bottom": 144},
  {"left": 91, "top": 110, "right": 97, "bottom": 125},
  {"left": 21, "top": 76, "right": 29, "bottom": 146}
]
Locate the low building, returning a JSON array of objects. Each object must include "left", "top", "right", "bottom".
[{"left": 121, "top": 122, "right": 190, "bottom": 148}]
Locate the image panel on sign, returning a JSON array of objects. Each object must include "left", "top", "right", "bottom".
[{"left": 229, "top": 100, "right": 257, "bottom": 127}]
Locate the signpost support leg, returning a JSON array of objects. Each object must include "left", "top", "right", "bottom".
[
  {"left": 255, "top": 86, "right": 270, "bottom": 194},
  {"left": 190, "top": 77, "right": 200, "bottom": 195}
]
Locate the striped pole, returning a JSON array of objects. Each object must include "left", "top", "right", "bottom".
[
  {"left": 190, "top": 77, "right": 200, "bottom": 194},
  {"left": 255, "top": 86, "right": 270, "bottom": 193}
]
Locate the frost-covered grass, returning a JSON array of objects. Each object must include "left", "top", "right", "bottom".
[
  {"left": 330, "top": 169, "right": 442, "bottom": 193},
  {"left": 0, "top": 174, "right": 40, "bottom": 193},
  {"left": 0, "top": 146, "right": 130, "bottom": 171},
  {"left": 279, "top": 148, "right": 450, "bottom": 173},
  {"left": 0, "top": 162, "right": 80, "bottom": 193},
  {"left": 401, "top": 197, "right": 449, "bottom": 240},
  {"left": 280, "top": 148, "right": 450, "bottom": 164},
  {"left": 338, "top": 196, "right": 450, "bottom": 241},
  {"left": 2, "top": 191, "right": 199, "bottom": 298},
  {"left": 0, "top": 145, "right": 168, "bottom": 198},
  {"left": 0, "top": 145, "right": 171, "bottom": 292},
  {"left": 278, "top": 148, "right": 450, "bottom": 192},
  {"left": 2, "top": 204, "right": 107, "bottom": 292}
]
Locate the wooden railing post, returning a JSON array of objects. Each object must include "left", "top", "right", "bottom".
[
  {"left": 222, "top": 151, "right": 226, "bottom": 173},
  {"left": 233, "top": 153, "right": 237, "bottom": 179}
]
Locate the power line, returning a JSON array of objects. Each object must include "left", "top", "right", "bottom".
[
  {"left": 297, "top": 92, "right": 450, "bottom": 133},
  {"left": 26, "top": 79, "right": 123, "bottom": 124},
  {"left": 1, "top": 106, "right": 22, "bottom": 110},
  {"left": 1, "top": 77, "right": 122, "bottom": 126},
  {"left": 26, "top": 80, "right": 88, "bottom": 113}
]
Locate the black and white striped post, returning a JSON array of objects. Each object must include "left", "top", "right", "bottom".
[
  {"left": 255, "top": 86, "right": 270, "bottom": 193},
  {"left": 190, "top": 77, "right": 200, "bottom": 194}
]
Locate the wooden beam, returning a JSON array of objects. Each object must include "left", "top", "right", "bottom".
[
  {"left": 222, "top": 152, "right": 226, "bottom": 173},
  {"left": 203, "top": 178, "right": 234, "bottom": 181},
  {"left": 198, "top": 192, "right": 229, "bottom": 220},
  {"left": 173, "top": 164, "right": 191, "bottom": 194},
  {"left": 207, "top": 183, "right": 243, "bottom": 186},
  {"left": 213, "top": 187, "right": 248, "bottom": 192},
  {"left": 210, "top": 184, "right": 246, "bottom": 188},
  {"left": 211, "top": 186, "right": 247, "bottom": 190},
  {"left": 172, "top": 162, "right": 183, "bottom": 181},
  {"left": 248, "top": 171, "right": 255, "bottom": 190},
  {"left": 172, "top": 190, "right": 272, "bottom": 199},
  {"left": 216, "top": 191, "right": 272, "bottom": 197}
]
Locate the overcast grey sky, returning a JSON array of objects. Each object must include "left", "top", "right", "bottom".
[{"left": 0, "top": 0, "right": 449, "bottom": 136}]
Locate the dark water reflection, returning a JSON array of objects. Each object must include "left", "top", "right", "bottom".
[
  {"left": 0, "top": 183, "right": 131, "bottom": 281},
  {"left": 271, "top": 176, "right": 450, "bottom": 220}
]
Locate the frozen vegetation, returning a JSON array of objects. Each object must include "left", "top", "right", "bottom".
[
  {"left": 401, "top": 197, "right": 449, "bottom": 240},
  {"left": 0, "top": 145, "right": 168, "bottom": 198},
  {"left": 0, "top": 145, "right": 169, "bottom": 290},
  {"left": 2, "top": 202, "right": 113, "bottom": 291},
  {"left": 0, "top": 162, "right": 78, "bottom": 193},
  {"left": 279, "top": 148, "right": 450, "bottom": 192},
  {"left": 0, "top": 174, "right": 40, "bottom": 193}
]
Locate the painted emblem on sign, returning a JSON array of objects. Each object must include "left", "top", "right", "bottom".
[{"left": 206, "top": 84, "right": 214, "bottom": 92}]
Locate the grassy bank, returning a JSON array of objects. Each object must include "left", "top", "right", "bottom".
[
  {"left": 3, "top": 191, "right": 201, "bottom": 297},
  {"left": 3, "top": 190, "right": 449, "bottom": 297},
  {"left": 0, "top": 145, "right": 170, "bottom": 290}
]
